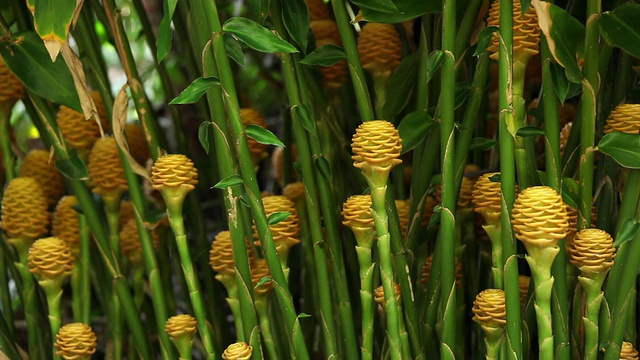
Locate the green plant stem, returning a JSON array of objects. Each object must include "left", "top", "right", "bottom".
[
  {"left": 164, "top": 200, "right": 216, "bottom": 360},
  {"left": 373, "top": 73, "right": 389, "bottom": 119},
  {"left": 0, "top": 109, "right": 14, "bottom": 340},
  {"left": 578, "top": 273, "right": 607, "bottom": 360},
  {"left": 370, "top": 185, "right": 403, "bottom": 359},
  {"left": 481, "top": 325, "right": 505, "bottom": 360},
  {"left": 440, "top": 0, "right": 457, "bottom": 356},
  {"left": 255, "top": 293, "right": 279, "bottom": 360},
  {"left": 578, "top": 0, "right": 600, "bottom": 230},
  {"left": 483, "top": 224, "right": 504, "bottom": 289},
  {"left": 330, "top": 0, "right": 375, "bottom": 121},
  {"left": 351, "top": 228, "right": 376, "bottom": 360},
  {"left": 200, "top": 2, "right": 309, "bottom": 358},
  {"left": 0, "top": 108, "right": 15, "bottom": 181},
  {"left": 104, "top": 196, "right": 124, "bottom": 360},
  {"left": 498, "top": 0, "right": 523, "bottom": 358},
  {"left": 39, "top": 279, "right": 64, "bottom": 360}
]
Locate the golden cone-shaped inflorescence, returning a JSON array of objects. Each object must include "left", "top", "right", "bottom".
[
  {"left": 351, "top": 120, "right": 402, "bottom": 185},
  {"left": 306, "top": 0, "right": 331, "bottom": 21},
  {"left": 395, "top": 199, "right": 410, "bottom": 238},
  {"left": 88, "top": 137, "right": 128, "bottom": 198},
  {"left": 487, "top": 0, "right": 540, "bottom": 62},
  {"left": 28, "top": 237, "right": 74, "bottom": 281},
  {"left": 210, "top": 231, "right": 255, "bottom": 276},
  {"left": 223, "top": 342, "right": 253, "bottom": 360},
  {"left": 251, "top": 258, "right": 272, "bottom": 296},
  {"left": 165, "top": 314, "right": 198, "bottom": 342},
  {"left": 604, "top": 104, "right": 640, "bottom": 134},
  {"left": 52, "top": 196, "right": 81, "bottom": 256},
  {"left": 56, "top": 91, "right": 109, "bottom": 154},
  {"left": 357, "top": 23, "right": 402, "bottom": 76},
  {"left": 342, "top": 194, "right": 375, "bottom": 248},
  {"left": 120, "top": 218, "right": 159, "bottom": 263},
  {"left": 472, "top": 173, "right": 503, "bottom": 224},
  {"left": 0, "top": 56, "right": 24, "bottom": 109},
  {"left": 421, "top": 254, "right": 464, "bottom": 286},
  {"left": 151, "top": 154, "right": 199, "bottom": 201},
  {"left": 1, "top": 177, "right": 50, "bottom": 239},
  {"left": 124, "top": 123, "right": 151, "bottom": 164},
  {"left": 458, "top": 176, "right": 476, "bottom": 209},
  {"left": 512, "top": 186, "right": 568, "bottom": 250},
  {"left": 55, "top": 322, "right": 97, "bottom": 360},
  {"left": 374, "top": 282, "right": 401, "bottom": 306},
  {"left": 621, "top": 341, "right": 640, "bottom": 360},
  {"left": 240, "top": 108, "right": 269, "bottom": 166},
  {"left": 568, "top": 229, "right": 616, "bottom": 277},
  {"left": 253, "top": 196, "right": 301, "bottom": 255},
  {"left": 19, "top": 149, "right": 63, "bottom": 207},
  {"left": 519, "top": 275, "right": 531, "bottom": 307},
  {"left": 473, "top": 289, "right": 507, "bottom": 329},
  {"left": 283, "top": 181, "right": 305, "bottom": 203},
  {"left": 119, "top": 200, "right": 135, "bottom": 226}
]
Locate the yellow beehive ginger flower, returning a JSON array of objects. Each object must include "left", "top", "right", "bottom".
[
  {"left": 209, "top": 230, "right": 255, "bottom": 277},
  {"left": 165, "top": 314, "right": 198, "bottom": 346},
  {"left": 568, "top": 229, "right": 615, "bottom": 278},
  {"left": 240, "top": 108, "right": 269, "bottom": 166},
  {"left": 151, "top": 154, "right": 199, "bottom": 203},
  {"left": 0, "top": 55, "right": 24, "bottom": 110},
  {"left": 253, "top": 195, "right": 301, "bottom": 262},
  {"left": 487, "top": 0, "right": 540, "bottom": 62},
  {"left": 351, "top": 120, "right": 402, "bottom": 187},
  {"left": 395, "top": 199, "right": 410, "bottom": 239},
  {"left": 374, "top": 282, "right": 401, "bottom": 306},
  {"left": 357, "top": 23, "right": 402, "bottom": 77},
  {"left": 119, "top": 199, "right": 135, "bottom": 226},
  {"left": 20, "top": 149, "right": 64, "bottom": 207},
  {"left": 1, "top": 177, "right": 50, "bottom": 241},
  {"left": 28, "top": 237, "right": 74, "bottom": 281},
  {"left": 52, "top": 196, "right": 81, "bottom": 256},
  {"left": 604, "top": 104, "right": 640, "bottom": 134},
  {"left": 342, "top": 194, "right": 375, "bottom": 246},
  {"left": 251, "top": 258, "right": 272, "bottom": 296},
  {"left": 55, "top": 322, "right": 97, "bottom": 360},
  {"left": 306, "top": 0, "right": 331, "bottom": 21},
  {"left": 472, "top": 172, "right": 503, "bottom": 224},
  {"left": 519, "top": 275, "right": 531, "bottom": 307},
  {"left": 283, "top": 181, "right": 306, "bottom": 203},
  {"left": 473, "top": 288, "right": 507, "bottom": 358},
  {"left": 222, "top": 342, "right": 253, "bottom": 360},
  {"left": 621, "top": 341, "right": 640, "bottom": 360},
  {"left": 124, "top": 123, "right": 151, "bottom": 164},
  {"left": 56, "top": 91, "right": 110, "bottom": 155},
  {"left": 88, "top": 137, "right": 128, "bottom": 200},
  {"left": 120, "top": 218, "right": 160, "bottom": 264}
]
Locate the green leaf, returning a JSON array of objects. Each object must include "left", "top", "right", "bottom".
[
  {"left": 268, "top": 211, "right": 291, "bottom": 225},
  {"left": 350, "top": 0, "right": 397, "bottom": 13},
  {"left": 397, "top": 110, "right": 435, "bottom": 153},
  {"left": 516, "top": 126, "right": 545, "bottom": 138},
  {"left": 562, "top": 177, "right": 580, "bottom": 209},
  {"left": 469, "top": 137, "right": 497, "bottom": 151},
  {"left": 0, "top": 31, "right": 81, "bottom": 111},
  {"left": 598, "top": 132, "right": 640, "bottom": 169},
  {"left": 255, "top": 276, "right": 272, "bottom": 288},
  {"left": 144, "top": 210, "right": 167, "bottom": 226},
  {"left": 224, "top": 33, "right": 245, "bottom": 65},
  {"left": 223, "top": 17, "right": 298, "bottom": 53},
  {"left": 292, "top": 104, "right": 317, "bottom": 137},
  {"left": 533, "top": 1, "right": 585, "bottom": 83},
  {"left": 614, "top": 218, "right": 639, "bottom": 247},
  {"left": 56, "top": 149, "right": 88, "bottom": 180},
  {"left": 157, "top": 0, "right": 178, "bottom": 62},
  {"left": 426, "top": 50, "right": 444, "bottom": 83},
  {"left": 382, "top": 52, "right": 419, "bottom": 119},
  {"left": 298, "top": 312, "right": 312, "bottom": 319},
  {"left": 474, "top": 26, "right": 498, "bottom": 56},
  {"left": 299, "top": 44, "right": 346, "bottom": 66},
  {"left": 33, "top": 0, "right": 78, "bottom": 60},
  {"left": 247, "top": 0, "right": 271, "bottom": 23},
  {"left": 549, "top": 61, "right": 570, "bottom": 104},
  {"left": 239, "top": 194, "right": 251, "bottom": 207},
  {"left": 169, "top": 77, "right": 220, "bottom": 105},
  {"left": 246, "top": 125, "right": 285, "bottom": 147},
  {"left": 360, "top": 0, "right": 441, "bottom": 23},
  {"left": 454, "top": 83, "right": 471, "bottom": 110},
  {"left": 282, "top": 0, "right": 310, "bottom": 51},
  {"left": 488, "top": 173, "right": 501, "bottom": 182},
  {"left": 521, "top": 0, "right": 532, "bottom": 14},
  {"left": 213, "top": 174, "right": 244, "bottom": 189},
  {"left": 600, "top": 3, "right": 640, "bottom": 59},
  {"left": 198, "top": 122, "right": 211, "bottom": 154},
  {"left": 428, "top": 205, "right": 442, "bottom": 229},
  {"left": 315, "top": 156, "right": 332, "bottom": 182}
]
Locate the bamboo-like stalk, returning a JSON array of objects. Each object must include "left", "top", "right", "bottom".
[
  {"left": 440, "top": 0, "right": 457, "bottom": 356},
  {"left": 497, "top": 1, "right": 523, "bottom": 358},
  {"left": 0, "top": 108, "right": 14, "bottom": 339}
]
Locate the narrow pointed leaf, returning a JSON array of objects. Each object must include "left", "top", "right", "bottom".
[
  {"left": 255, "top": 276, "right": 272, "bottom": 288},
  {"left": 474, "top": 26, "right": 498, "bottom": 56},
  {"left": 247, "top": 0, "right": 271, "bottom": 23},
  {"left": 360, "top": 0, "right": 441, "bottom": 23},
  {"left": 282, "top": 0, "right": 310, "bottom": 51},
  {"left": 516, "top": 126, "right": 545, "bottom": 137},
  {"left": 56, "top": 149, "right": 89, "bottom": 180},
  {"left": 224, "top": 33, "right": 245, "bottom": 65},
  {"left": 157, "top": 0, "right": 178, "bottom": 62},
  {"left": 350, "top": 0, "right": 397, "bottom": 13},
  {"left": 169, "top": 77, "right": 220, "bottom": 104},
  {"left": 598, "top": 132, "right": 640, "bottom": 169},
  {"left": 469, "top": 137, "right": 497, "bottom": 151},
  {"left": 246, "top": 125, "right": 285, "bottom": 147},
  {"left": 292, "top": 104, "right": 317, "bottom": 137},
  {"left": 223, "top": 17, "right": 298, "bottom": 53},
  {"left": 599, "top": 3, "right": 640, "bottom": 58},
  {"left": 549, "top": 61, "right": 570, "bottom": 104},
  {"left": 198, "top": 122, "right": 212, "bottom": 154},
  {"left": 0, "top": 31, "right": 81, "bottom": 111},
  {"left": 33, "top": 0, "right": 80, "bottom": 61},
  {"left": 299, "top": 44, "right": 346, "bottom": 66},
  {"left": 268, "top": 211, "right": 291, "bottom": 225},
  {"left": 382, "top": 52, "right": 419, "bottom": 119},
  {"left": 213, "top": 174, "right": 244, "bottom": 189},
  {"left": 398, "top": 110, "right": 435, "bottom": 153},
  {"left": 614, "top": 218, "right": 639, "bottom": 247},
  {"left": 426, "top": 50, "right": 444, "bottom": 83}
]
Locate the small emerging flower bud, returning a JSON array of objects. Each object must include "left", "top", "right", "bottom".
[
  {"left": 473, "top": 289, "right": 507, "bottom": 329},
  {"left": 568, "top": 229, "right": 615, "bottom": 278},
  {"left": 223, "top": 342, "right": 253, "bottom": 360},
  {"left": 2, "top": 177, "right": 50, "bottom": 240},
  {"left": 19, "top": 149, "right": 63, "bottom": 207},
  {"left": 28, "top": 237, "right": 74, "bottom": 281},
  {"left": 604, "top": 104, "right": 640, "bottom": 134},
  {"left": 55, "top": 323, "right": 97, "bottom": 360},
  {"left": 358, "top": 23, "right": 402, "bottom": 77}
]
